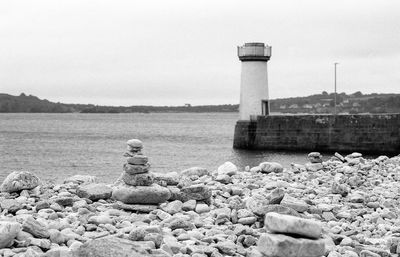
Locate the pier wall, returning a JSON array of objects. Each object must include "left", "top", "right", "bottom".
[{"left": 233, "top": 114, "right": 400, "bottom": 154}]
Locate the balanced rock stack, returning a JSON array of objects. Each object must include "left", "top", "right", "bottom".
[
  {"left": 258, "top": 212, "right": 325, "bottom": 257},
  {"left": 112, "top": 139, "right": 171, "bottom": 204}
]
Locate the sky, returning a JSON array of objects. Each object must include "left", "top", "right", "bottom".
[{"left": 0, "top": 0, "right": 399, "bottom": 106}]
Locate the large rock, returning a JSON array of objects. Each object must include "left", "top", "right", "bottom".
[
  {"left": 73, "top": 236, "right": 148, "bottom": 257},
  {"left": 217, "top": 162, "right": 238, "bottom": 176},
  {"left": 0, "top": 221, "right": 20, "bottom": 248},
  {"left": 259, "top": 162, "right": 283, "bottom": 173},
  {"left": 76, "top": 183, "right": 112, "bottom": 201},
  {"left": 22, "top": 216, "right": 49, "bottom": 238},
  {"left": 246, "top": 188, "right": 285, "bottom": 216},
  {"left": 0, "top": 171, "right": 40, "bottom": 193},
  {"left": 257, "top": 233, "right": 325, "bottom": 257},
  {"left": 180, "top": 184, "right": 212, "bottom": 201},
  {"left": 121, "top": 172, "right": 154, "bottom": 186},
  {"left": 180, "top": 167, "right": 209, "bottom": 177},
  {"left": 112, "top": 184, "right": 171, "bottom": 204},
  {"left": 264, "top": 212, "right": 322, "bottom": 239}
]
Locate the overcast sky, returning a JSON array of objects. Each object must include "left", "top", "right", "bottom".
[{"left": 0, "top": 0, "right": 399, "bottom": 106}]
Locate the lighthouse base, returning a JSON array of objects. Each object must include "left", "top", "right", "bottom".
[{"left": 233, "top": 114, "right": 400, "bottom": 154}]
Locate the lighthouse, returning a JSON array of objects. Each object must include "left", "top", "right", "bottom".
[{"left": 237, "top": 42, "right": 271, "bottom": 120}]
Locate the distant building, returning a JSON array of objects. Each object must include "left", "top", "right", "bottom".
[{"left": 184, "top": 103, "right": 191, "bottom": 107}]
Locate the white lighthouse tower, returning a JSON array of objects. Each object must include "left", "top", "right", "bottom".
[{"left": 237, "top": 42, "right": 271, "bottom": 120}]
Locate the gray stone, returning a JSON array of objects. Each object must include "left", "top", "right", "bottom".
[
  {"left": 153, "top": 172, "right": 179, "bottom": 186},
  {"left": 76, "top": 183, "right": 112, "bottom": 201},
  {"left": 22, "top": 216, "right": 50, "bottom": 238},
  {"left": 121, "top": 172, "right": 154, "bottom": 186},
  {"left": 73, "top": 236, "right": 148, "bottom": 257},
  {"left": 259, "top": 162, "right": 283, "bottom": 173},
  {"left": 264, "top": 212, "right": 322, "bottom": 239},
  {"left": 195, "top": 203, "right": 210, "bottom": 214},
  {"left": 180, "top": 184, "right": 212, "bottom": 201},
  {"left": 257, "top": 233, "right": 325, "bottom": 257},
  {"left": 258, "top": 204, "right": 300, "bottom": 217},
  {"left": 0, "top": 171, "right": 40, "bottom": 193},
  {"left": 64, "top": 175, "right": 97, "bottom": 184},
  {"left": 0, "top": 221, "right": 20, "bottom": 248},
  {"left": 162, "top": 200, "right": 183, "bottom": 214},
  {"left": 126, "top": 155, "right": 148, "bottom": 165},
  {"left": 246, "top": 188, "right": 285, "bottom": 216},
  {"left": 126, "top": 139, "right": 143, "bottom": 149},
  {"left": 217, "top": 162, "right": 238, "bottom": 176},
  {"left": 112, "top": 184, "right": 171, "bottom": 204},
  {"left": 180, "top": 167, "right": 209, "bottom": 177},
  {"left": 0, "top": 198, "right": 22, "bottom": 213},
  {"left": 123, "top": 163, "right": 150, "bottom": 175},
  {"left": 280, "top": 194, "right": 309, "bottom": 213},
  {"left": 112, "top": 202, "right": 158, "bottom": 213},
  {"left": 308, "top": 152, "right": 323, "bottom": 163},
  {"left": 182, "top": 200, "right": 196, "bottom": 211}
]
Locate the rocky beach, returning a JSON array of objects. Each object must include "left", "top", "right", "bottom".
[{"left": 0, "top": 139, "right": 399, "bottom": 257}]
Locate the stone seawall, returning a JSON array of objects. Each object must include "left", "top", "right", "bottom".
[{"left": 233, "top": 114, "right": 400, "bottom": 154}]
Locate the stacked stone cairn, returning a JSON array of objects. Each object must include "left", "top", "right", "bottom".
[
  {"left": 258, "top": 212, "right": 326, "bottom": 257},
  {"left": 112, "top": 139, "right": 171, "bottom": 205}
]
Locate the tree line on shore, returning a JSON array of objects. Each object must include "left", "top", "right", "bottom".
[{"left": 1, "top": 92, "right": 400, "bottom": 114}]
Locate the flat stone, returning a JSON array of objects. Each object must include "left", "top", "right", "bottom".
[
  {"left": 88, "top": 215, "right": 113, "bottom": 225},
  {"left": 180, "top": 185, "right": 212, "bottom": 201},
  {"left": 112, "top": 184, "right": 171, "bottom": 204},
  {"left": 126, "top": 155, "right": 148, "bottom": 165},
  {"left": 256, "top": 204, "right": 300, "bottom": 217},
  {"left": 280, "top": 194, "right": 309, "bottom": 213},
  {"left": 0, "top": 221, "right": 20, "bottom": 248},
  {"left": 22, "top": 216, "right": 50, "bottom": 238},
  {"left": 64, "top": 175, "right": 97, "bottom": 184},
  {"left": 257, "top": 233, "right": 325, "bottom": 257},
  {"left": 112, "top": 202, "right": 158, "bottom": 212},
  {"left": 73, "top": 236, "right": 148, "bottom": 257},
  {"left": 153, "top": 172, "right": 179, "bottom": 186},
  {"left": 123, "top": 163, "right": 150, "bottom": 175},
  {"left": 259, "top": 162, "right": 283, "bottom": 173},
  {"left": 0, "top": 171, "right": 40, "bottom": 193},
  {"left": 305, "top": 163, "right": 323, "bottom": 172},
  {"left": 53, "top": 196, "right": 75, "bottom": 206},
  {"left": 180, "top": 167, "right": 209, "bottom": 177},
  {"left": 246, "top": 188, "right": 285, "bottom": 216},
  {"left": 76, "top": 183, "right": 112, "bottom": 201},
  {"left": 122, "top": 172, "right": 154, "bottom": 186},
  {"left": 264, "top": 212, "right": 322, "bottom": 239}
]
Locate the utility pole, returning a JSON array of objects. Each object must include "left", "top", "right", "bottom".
[{"left": 334, "top": 62, "right": 338, "bottom": 115}]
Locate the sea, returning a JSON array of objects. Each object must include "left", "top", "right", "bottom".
[{"left": 0, "top": 113, "right": 312, "bottom": 183}]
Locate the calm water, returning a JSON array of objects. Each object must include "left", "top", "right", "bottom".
[{"left": 0, "top": 113, "right": 310, "bottom": 183}]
